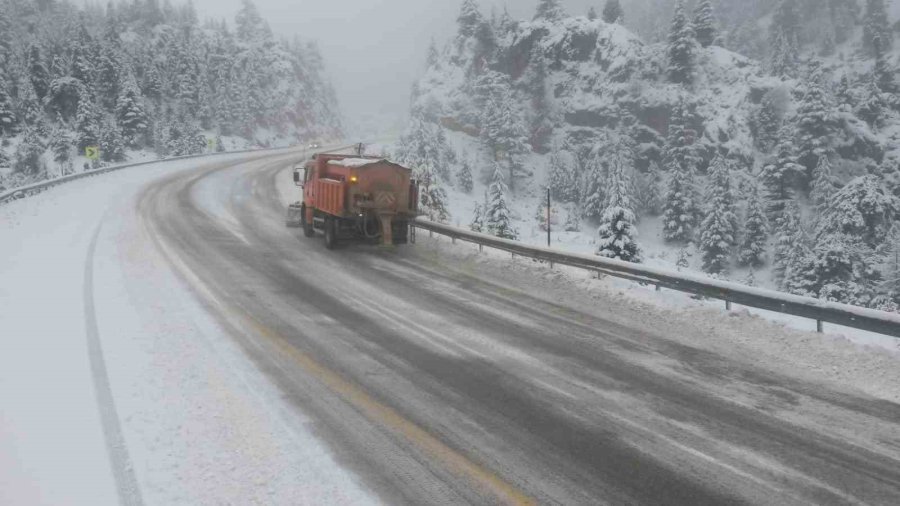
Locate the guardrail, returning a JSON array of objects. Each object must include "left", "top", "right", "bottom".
[
  {"left": 412, "top": 218, "right": 900, "bottom": 339},
  {"left": 0, "top": 143, "right": 359, "bottom": 207}
]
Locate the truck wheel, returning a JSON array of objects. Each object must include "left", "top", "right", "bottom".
[
  {"left": 301, "top": 205, "right": 315, "bottom": 238},
  {"left": 324, "top": 217, "right": 337, "bottom": 250}
]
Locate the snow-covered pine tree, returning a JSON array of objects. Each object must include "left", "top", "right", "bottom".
[
  {"left": 479, "top": 86, "right": 530, "bottom": 192},
  {"left": 27, "top": 45, "right": 50, "bottom": 101},
  {"left": 863, "top": 0, "right": 893, "bottom": 58},
  {"left": 582, "top": 145, "right": 608, "bottom": 220},
  {"left": 761, "top": 126, "right": 802, "bottom": 218},
  {"left": 752, "top": 91, "right": 782, "bottom": 152},
  {"left": 564, "top": 204, "right": 581, "bottom": 231},
  {"left": 676, "top": 248, "right": 691, "bottom": 269},
  {"left": 419, "top": 163, "right": 451, "bottom": 223},
  {"left": 692, "top": 0, "right": 717, "bottom": 48},
  {"left": 548, "top": 149, "right": 576, "bottom": 202},
  {"left": 810, "top": 154, "right": 838, "bottom": 213},
  {"left": 486, "top": 163, "right": 518, "bottom": 239},
  {"left": 795, "top": 62, "right": 839, "bottom": 182},
  {"left": 638, "top": 161, "right": 664, "bottom": 216},
  {"left": 0, "top": 146, "right": 10, "bottom": 169},
  {"left": 457, "top": 0, "right": 483, "bottom": 39},
  {"left": 602, "top": 0, "right": 623, "bottom": 24},
  {"left": 699, "top": 153, "right": 738, "bottom": 274},
  {"left": 769, "top": 0, "right": 800, "bottom": 77},
  {"left": 667, "top": 0, "right": 696, "bottom": 85},
  {"left": 96, "top": 41, "right": 122, "bottom": 112},
  {"left": 13, "top": 126, "right": 45, "bottom": 175},
  {"left": 49, "top": 117, "right": 73, "bottom": 175},
  {"left": 75, "top": 96, "right": 102, "bottom": 152},
  {"left": 0, "top": 76, "right": 15, "bottom": 136},
  {"left": 457, "top": 157, "right": 474, "bottom": 193},
  {"left": 782, "top": 226, "right": 818, "bottom": 296},
  {"left": 812, "top": 232, "right": 878, "bottom": 306},
  {"left": 470, "top": 202, "right": 485, "bottom": 232},
  {"left": 587, "top": 6, "right": 598, "bottom": 22},
  {"left": 116, "top": 73, "right": 149, "bottom": 147},
  {"left": 815, "top": 174, "right": 899, "bottom": 249},
  {"left": 99, "top": 117, "right": 126, "bottom": 163},
  {"left": 534, "top": 0, "right": 566, "bottom": 22},
  {"left": 596, "top": 143, "right": 641, "bottom": 262},
  {"left": 427, "top": 39, "right": 440, "bottom": 68},
  {"left": 879, "top": 225, "right": 900, "bottom": 305},
  {"left": 663, "top": 100, "right": 699, "bottom": 242},
  {"left": 19, "top": 79, "right": 45, "bottom": 134},
  {"left": 773, "top": 199, "right": 801, "bottom": 283},
  {"left": 236, "top": 0, "right": 271, "bottom": 43},
  {"left": 858, "top": 72, "right": 887, "bottom": 129},
  {"left": 738, "top": 182, "right": 769, "bottom": 267}
]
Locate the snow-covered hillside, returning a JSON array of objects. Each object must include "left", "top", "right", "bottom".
[
  {"left": 0, "top": 0, "right": 342, "bottom": 192},
  {"left": 393, "top": 0, "right": 900, "bottom": 312}
]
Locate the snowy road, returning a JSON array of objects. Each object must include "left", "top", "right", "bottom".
[
  {"left": 139, "top": 155, "right": 900, "bottom": 505},
  {"left": 4, "top": 151, "right": 900, "bottom": 505}
]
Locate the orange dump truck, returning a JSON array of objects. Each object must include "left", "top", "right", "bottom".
[{"left": 286, "top": 153, "right": 418, "bottom": 249}]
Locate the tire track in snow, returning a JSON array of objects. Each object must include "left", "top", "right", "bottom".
[{"left": 84, "top": 221, "right": 144, "bottom": 506}]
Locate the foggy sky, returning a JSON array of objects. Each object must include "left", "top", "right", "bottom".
[{"left": 187, "top": 1, "right": 612, "bottom": 135}]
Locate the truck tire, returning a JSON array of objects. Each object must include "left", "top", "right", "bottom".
[
  {"left": 324, "top": 216, "right": 337, "bottom": 250},
  {"left": 301, "top": 205, "right": 315, "bottom": 238}
]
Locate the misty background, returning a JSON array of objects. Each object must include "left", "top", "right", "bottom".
[{"left": 140, "top": 0, "right": 630, "bottom": 137}]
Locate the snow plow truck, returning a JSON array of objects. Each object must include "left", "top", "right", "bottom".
[{"left": 286, "top": 153, "right": 418, "bottom": 249}]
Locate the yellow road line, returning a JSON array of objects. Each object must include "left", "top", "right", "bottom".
[{"left": 245, "top": 317, "right": 535, "bottom": 506}]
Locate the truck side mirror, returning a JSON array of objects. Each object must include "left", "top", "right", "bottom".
[{"left": 293, "top": 167, "right": 306, "bottom": 187}]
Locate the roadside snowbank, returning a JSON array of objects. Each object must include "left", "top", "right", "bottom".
[
  {"left": 414, "top": 233, "right": 900, "bottom": 404},
  {"left": 0, "top": 153, "right": 375, "bottom": 505}
]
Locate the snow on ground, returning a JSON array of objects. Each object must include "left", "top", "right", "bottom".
[
  {"left": 0, "top": 153, "right": 375, "bottom": 505},
  {"left": 414, "top": 232, "right": 900, "bottom": 404}
]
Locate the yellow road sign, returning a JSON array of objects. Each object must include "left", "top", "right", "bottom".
[{"left": 85, "top": 146, "right": 100, "bottom": 160}]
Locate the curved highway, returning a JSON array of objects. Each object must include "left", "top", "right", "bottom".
[{"left": 135, "top": 151, "right": 900, "bottom": 505}]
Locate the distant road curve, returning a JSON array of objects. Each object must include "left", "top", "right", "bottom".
[{"left": 138, "top": 153, "right": 900, "bottom": 505}]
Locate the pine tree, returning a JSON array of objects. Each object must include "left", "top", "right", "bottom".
[
  {"left": 13, "top": 126, "right": 45, "bottom": 175},
  {"left": 419, "top": 163, "right": 451, "bottom": 223},
  {"left": 49, "top": 117, "right": 73, "bottom": 175},
  {"left": 19, "top": 79, "right": 45, "bottom": 133},
  {"left": 116, "top": 73, "right": 149, "bottom": 146},
  {"left": 676, "top": 248, "right": 691, "bottom": 269},
  {"left": 548, "top": 149, "right": 576, "bottom": 202},
  {"left": 602, "top": 0, "right": 623, "bottom": 24},
  {"left": 457, "top": 157, "right": 474, "bottom": 193},
  {"left": 486, "top": 164, "right": 517, "bottom": 239},
  {"left": 879, "top": 225, "right": 900, "bottom": 305},
  {"left": 75, "top": 97, "right": 102, "bottom": 152},
  {"left": 699, "top": 154, "right": 738, "bottom": 274},
  {"left": 795, "top": 63, "right": 839, "bottom": 181},
  {"left": 667, "top": 0, "right": 696, "bottom": 85},
  {"left": 753, "top": 91, "right": 782, "bottom": 152},
  {"left": 479, "top": 87, "right": 530, "bottom": 192},
  {"left": 692, "top": 0, "right": 717, "bottom": 48},
  {"left": 596, "top": 144, "right": 641, "bottom": 262},
  {"left": 739, "top": 183, "right": 769, "bottom": 267},
  {"left": 663, "top": 100, "right": 699, "bottom": 242},
  {"left": 457, "top": 0, "right": 483, "bottom": 39},
  {"left": 564, "top": 204, "right": 581, "bottom": 232},
  {"left": 638, "top": 161, "right": 664, "bottom": 216},
  {"left": 810, "top": 154, "right": 838, "bottom": 213},
  {"left": 427, "top": 39, "right": 440, "bottom": 68},
  {"left": 858, "top": 73, "right": 887, "bottom": 129},
  {"left": 0, "top": 76, "right": 16, "bottom": 136},
  {"left": 534, "top": 0, "right": 566, "bottom": 22},
  {"left": 582, "top": 144, "right": 609, "bottom": 220},
  {"left": 863, "top": 0, "right": 893, "bottom": 58},
  {"left": 99, "top": 117, "right": 126, "bottom": 163},
  {"left": 470, "top": 202, "right": 485, "bottom": 232},
  {"left": 761, "top": 127, "right": 802, "bottom": 218},
  {"left": 236, "top": 0, "right": 271, "bottom": 43},
  {"left": 769, "top": 0, "right": 800, "bottom": 77},
  {"left": 773, "top": 199, "right": 801, "bottom": 283},
  {"left": 816, "top": 174, "right": 898, "bottom": 249},
  {"left": 782, "top": 226, "right": 818, "bottom": 296},
  {"left": 587, "top": 6, "right": 598, "bottom": 22},
  {"left": 27, "top": 45, "right": 50, "bottom": 101},
  {"left": 813, "top": 232, "right": 877, "bottom": 306}
]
